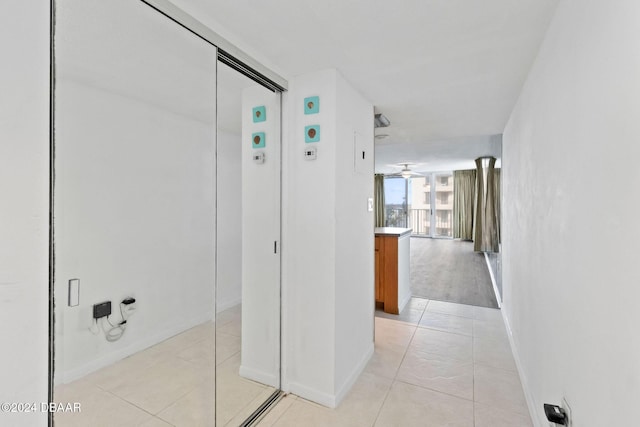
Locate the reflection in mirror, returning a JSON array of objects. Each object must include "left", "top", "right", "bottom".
[
  {"left": 215, "top": 62, "right": 282, "bottom": 425},
  {"left": 53, "top": 0, "right": 216, "bottom": 425}
]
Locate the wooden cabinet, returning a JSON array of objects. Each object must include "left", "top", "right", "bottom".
[
  {"left": 374, "top": 228, "right": 412, "bottom": 314},
  {"left": 375, "top": 236, "right": 382, "bottom": 301}
]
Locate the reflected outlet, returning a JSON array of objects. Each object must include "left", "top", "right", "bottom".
[{"left": 93, "top": 301, "right": 111, "bottom": 319}]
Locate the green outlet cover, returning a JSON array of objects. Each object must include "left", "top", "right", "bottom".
[
  {"left": 252, "top": 132, "right": 265, "bottom": 148},
  {"left": 305, "top": 125, "right": 320, "bottom": 143},
  {"left": 304, "top": 96, "right": 319, "bottom": 114},
  {"left": 252, "top": 106, "right": 266, "bottom": 122}
]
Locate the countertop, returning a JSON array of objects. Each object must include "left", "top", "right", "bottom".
[{"left": 374, "top": 227, "right": 413, "bottom": 237}]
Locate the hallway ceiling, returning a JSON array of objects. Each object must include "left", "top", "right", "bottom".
[{"left": 174, "top": 0, "right": 559, "bottom": 170}]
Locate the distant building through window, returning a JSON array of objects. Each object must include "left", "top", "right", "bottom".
[{"left": 382, "top": 174, "right": 453, "bottom": 237}]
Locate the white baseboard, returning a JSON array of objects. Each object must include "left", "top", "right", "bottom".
[
  {"left": 398, "top": 292, "right": 412, "bottom": 313},
  {"left": 239, "top": 365, "right": 279, "bottom": 389},
  {"left": 484, "top": 252, "right": 502, "bottom": 308},
  {"left": 501, "top": 308, "right": 544, "bottom": 427},
  {"left": 216, "top": 296, "right": 242, "bottom": 312},
  {"left": 288, "top": 342, "right": 374, "bottom": 409},
  {"left": 334, "top": 342, "right": 374, "bottom": 407},
  {"left": 58, "top": 309, "right": 214, "bottom": 385},
  {"left": 288, "top": 381, "right": 337, "bottom": 408}
]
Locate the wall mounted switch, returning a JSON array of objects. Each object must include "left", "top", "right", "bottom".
[
  {"left": 68, "top": 279, "right": 80, "bottom": 307},
  {"left": 367, "top": 198, "right": 373, "bottom": 212}
]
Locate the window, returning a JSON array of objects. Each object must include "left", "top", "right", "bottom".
[{"left": 383, "top": 177, "right": 407, "bottom": 227}]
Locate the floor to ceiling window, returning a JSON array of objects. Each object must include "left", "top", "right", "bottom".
[
  {"left": 383, "top": 177, "right": 410, "bottom": 228},
  {"left": 385, "top": 173, "right": 454, "bottom": 237}
]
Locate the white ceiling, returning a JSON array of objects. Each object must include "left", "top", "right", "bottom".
[
  {"left": 173, "top": 0, "right": 559, "bottom": 170},
  {"left": 376, "top": 134, "right": 502, "bottom": 175}
]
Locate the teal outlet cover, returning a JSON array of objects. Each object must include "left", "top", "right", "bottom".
[
  {"left": 305, "top": 125, "right": 320, "bottom": 143},
  {"left": 252, "top": 106, "right": 266, "bottom": 122},
  {"left": 304, "top": 96, "right": 319, "bottom": 114},
  {"left": 252, "top": 132, "right": 265, "bottom": 148}
]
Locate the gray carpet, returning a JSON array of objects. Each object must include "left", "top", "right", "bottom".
[{"left": 410, "top": 237, "right": 498, "bottom": 308}]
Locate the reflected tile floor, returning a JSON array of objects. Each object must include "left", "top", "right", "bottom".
[
  {"left": 55, "top": 304, "right": 270, "bottom": 427},
  {"left": 258, "top": 298, "right": 532, "bottom": 427}
]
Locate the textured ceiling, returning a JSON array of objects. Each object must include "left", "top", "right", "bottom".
[{"left": 173, "top": 0, "right": 559, "bottom": 170}]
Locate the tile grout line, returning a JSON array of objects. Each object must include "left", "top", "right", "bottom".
[
  {"left": 415, "top": 323, "right": 473, "bottom": 338},
  {"left": 103, "top": 387, "right": 178, "bottom": 426},
  {"left": 370, "top": 302, "right": 427, "bottom": 426},
  {"left": 393, "top": 378, "right": 474, "bottom": 403},
  {"left": 370, "top": 380, "right": 393, "bottom": 427}
]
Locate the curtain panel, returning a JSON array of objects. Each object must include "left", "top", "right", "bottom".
[
  {"left": 493, "top": 168, "right": 501, "bottom": 244},
  {"left": 453, "top": 169, "right": 476, "bottom": 240},
  {"left": 474, "top": 157, "right": 499, "bottom": 252},
  {"left": 374, "top": 174, "right": 385, "bottom": 227}
]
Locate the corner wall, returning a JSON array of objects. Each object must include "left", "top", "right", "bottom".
[
  {"left": 334, "top": 73, "right": 375, "bottom": 398},
  {"left": 283, "top": 69, "right": 374, "bottom": 407},
  {"left": 284, "top": 69, "right": 338, "bottom": 402},
  {"left": 502, "top": 1, "right": 640, "bottom": 425},
  {"left": 0, "top": 1, "right": 49, "bottom": 425}
]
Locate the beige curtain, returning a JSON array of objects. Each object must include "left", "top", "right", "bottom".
[
  {"left": 493, "top": 168, "right": 501, "bottom": 244},
  {"left": 453, "top": 169, "right": 476, "bottom": 240},
  {"left": 374, "top": 174, "right": 385, "bottom": 227},
  {"left": 474, "top": 157, "right": 499, "bottom": 252}
]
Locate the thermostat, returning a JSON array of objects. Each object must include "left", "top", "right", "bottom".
[
  {"left": 253, "top": 151, "right": 265, "bottom": 164},
  {"left": 304, "top": 146, "right": 317, "bottom": 160}
]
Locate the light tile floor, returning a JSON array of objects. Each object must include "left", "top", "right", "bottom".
[
  {"left": 55, "top": 304, "right": 273, "bottom": 427},
  {"left": 258, "top": 298, "right": 532, "bottom": 427},
  {"left": 55, "top": 299, "right": 531, "bottom": 426}
]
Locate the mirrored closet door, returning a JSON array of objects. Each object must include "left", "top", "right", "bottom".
[
  {"left": 215, "top": 62, "right": 282, "bottom": 425},
  {"left": 52, "top": 1, "right": 283, "bottom": 426},
  {"left": 53, "top": 0, "right": 217, "bottom": 425}
]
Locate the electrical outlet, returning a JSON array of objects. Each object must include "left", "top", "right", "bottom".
[
  {"left": 561, "top": 397, "right": 572, "bottom": 427},
  {"left": 93, "top": 301, "right": 112, "bottom": 319}
]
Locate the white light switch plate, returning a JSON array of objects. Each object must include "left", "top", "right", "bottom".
[
  {"left": 68, "top": 279, "right": 79, "bottom": 307},
  {"left": 367, "top": 197, "right": 373, "bottom": 212}
]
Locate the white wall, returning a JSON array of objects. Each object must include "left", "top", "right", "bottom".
[
  {"left": 0, "top": 1, "right": 49, "bottom": 425},
  {"left": 54, "top": 0, "right": 217, "bottom": 382},
  {"left": 502, "top": 1, "right": 640, "bottom": 425},
  {"left": 284, "top": 70, "right": 337, "bottom": 402},
  {"left": 216, "top": 130, "right": 242, "bottom": 311},
  {"left": 283, "top": 69, "right": 374, "bottom": 407},
  {"left": 55, "top": 81, "right": 216, "bottom": 382},
  {"left": 334, "top": 72, "right": 375, "bottom": 399}
]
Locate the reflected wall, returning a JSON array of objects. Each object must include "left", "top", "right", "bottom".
[{"left": 54, "top": 0, "right": 217, "bottom": 424}]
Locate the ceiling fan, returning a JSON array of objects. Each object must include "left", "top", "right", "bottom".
[{"left": 386, "top": 163, "right": 423, "bottom": 179}]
